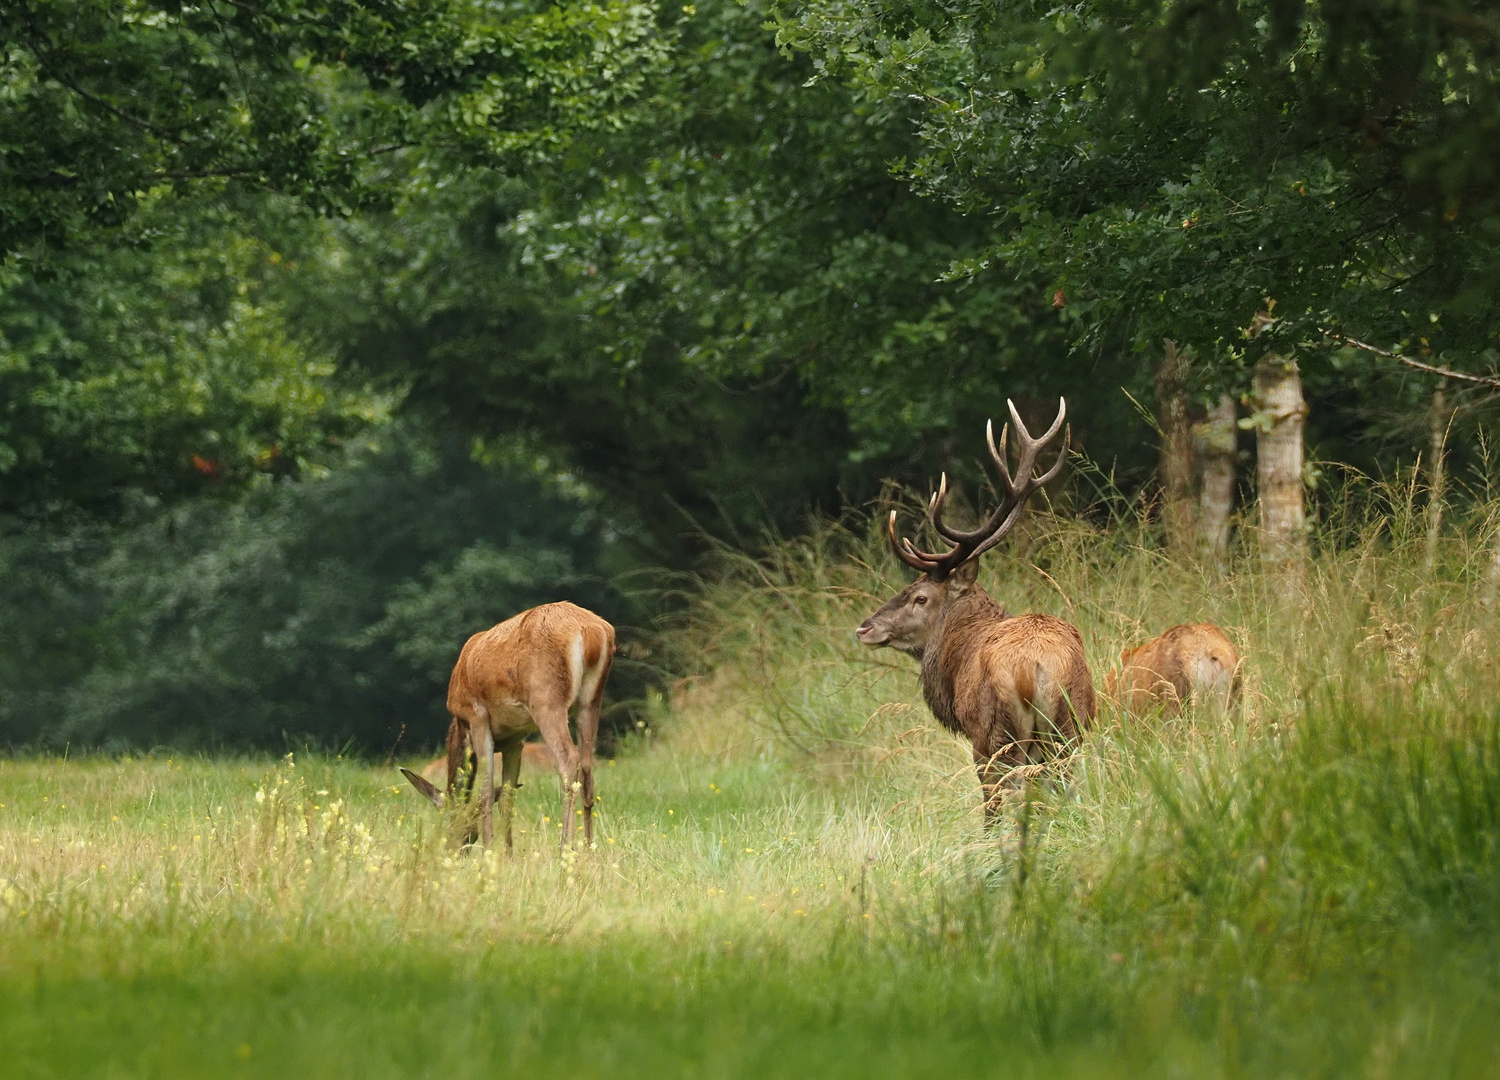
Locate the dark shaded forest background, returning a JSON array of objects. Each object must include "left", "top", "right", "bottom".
[{"left": 3, "top": 0, "right": 1499, "bottom": 752}]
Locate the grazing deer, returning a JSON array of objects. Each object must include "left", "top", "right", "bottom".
[
  {"left": 400, "top": 601, "right": 614, "bottom": 851},
  {"left": 1106, "top": 623, "right": 1241, "bottom": 715},
  {"left": 855, "top": 400, "right": 1095, "bottom": 818}
]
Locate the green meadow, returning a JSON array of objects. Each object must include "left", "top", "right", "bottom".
[{"left": 4, "top": 500, "right": 1500, "bottom": 1078}]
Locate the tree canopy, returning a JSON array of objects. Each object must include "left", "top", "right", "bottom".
[
  {"left": 6, "top": 0, "right": 1500, "bottom": 749},
  {"left": 776, "top": 0, "right": 1500, "bottom": 384},
  {"left": 2, "top": 0, "right": 666, "bottom": 260}
]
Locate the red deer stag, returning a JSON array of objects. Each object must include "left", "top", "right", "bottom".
[
  {"left": 1106, "top": 623, "right": 1241, "bottom": 716},
  {"left": 400, "top": 601, "right": 615, "bottom": 851},
  {"left": 855, "top": 400, "right": 1095, "bottom": 817}
]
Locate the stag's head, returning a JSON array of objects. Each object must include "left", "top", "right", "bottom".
[
  {"left": 855, "top": 560, "right": 980, "bottom": 657},
  {"left": 855, "top": 399, "right": 1068, "bottom": 657}
]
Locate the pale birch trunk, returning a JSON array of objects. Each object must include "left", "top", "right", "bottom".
[
  {"left": 1484, "top": 528, "right": 1500, "bottom": 607},
  {"left": 1195, "top": 394, "right": 1237, "bottom": 562},
  {"left": 1251, "top": 347, "right": 1308, "bottom": 590},
  {"left": 1424, "top": 382, "right": 1448, "bottom": 572},
  {"left": 1156, "top": 340, "right": 1195, "bottom": 557}
]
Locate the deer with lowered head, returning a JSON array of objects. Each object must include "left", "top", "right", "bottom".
[
  {"left": 855, "top": 400, "right": 1095, "bottom": 818},
  {"left": 401, "top": 600, "right": 614, "bottom": 851}
]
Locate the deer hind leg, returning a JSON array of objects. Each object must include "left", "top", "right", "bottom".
[
  {"left": 534, "top": 702, "right": 581, "bottom": 850},
  {"left": 496, "top": 735, "right": 525, "bottom": 855},
  {"left": 974, "top": 746, "right": 1004, "bottom": 825},
  {"left": 1025, "top": 662, "right": 1072, "bottom": 761},
  {"left": 973, "top": 737, "right": 1029, "bottom": 825},
  {"left": 575, "top": 657, "right": 610, "bottom": 848},
  {"left": 468, "top": 716, "right": 496, "bottom": 851}
]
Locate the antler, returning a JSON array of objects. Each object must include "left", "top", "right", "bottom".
[{"left": 888, "top": 397, "right": 1068, "bottom": 580}]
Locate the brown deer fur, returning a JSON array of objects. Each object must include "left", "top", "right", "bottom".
[
  {"left": 858, "top": 561, "right": 1095, "bottom": 816},
  {"left": 856, "top": 400, "right": 1094, "bottom": 818},
  {"left": 1106, "top": 623, "right": 1240, "bottom": 715},
  {"left": 400, "top": 601, "right": 614, "bottom": 851}
]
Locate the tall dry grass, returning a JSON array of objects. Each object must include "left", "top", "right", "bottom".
[{"left": 663, "top": 474, "right": 1500, "bottom": 942}]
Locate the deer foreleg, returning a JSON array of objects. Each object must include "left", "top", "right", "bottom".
[
  {"left": 497, "top": 735, "right": 525, "bottom": 854},
  {"left": 444, "top": 715, "right": 470, "bottom": 805},
  {"left": 469, "top": 717, "right": 495, "bottom": 850}
]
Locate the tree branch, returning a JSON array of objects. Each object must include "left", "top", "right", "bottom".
[{"left": 1325, "top": 331, "right": 1500, "bottom": 390}]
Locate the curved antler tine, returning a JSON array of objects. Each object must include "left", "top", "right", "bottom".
[
  {"left": 904, "top": 535, "right": 964, "bottom": 563},
  {"left": 926, "top": 473, "right": 948, "bottom": 521},
  {"left": 1006, "top": 398, "right": 1030, "bottom": 442},
  {"left": 930, "top": 473, "right": 971, "bottom": 543},
  {"left": 896, "top": 396, "right": 1070, "bottom": 580},
  {"left": 888, "top": 510, "right": 942, "bottom": 573},
  {"left": 986, "top": 418, "right": 1015, "bottom": 494},
  {"left": 901, "top": 538, "right": 943, "bottom": 563},
  {"left": 966, "top": 499, "right": 1030, "bottom": 564},
  {"left": 1032, "top": 423, "right": 1071, "bottom": 487},
  {"left": 1006, "top": 396, "right": 1068, "bottom": 483},
  {"left": 1005, "top": 397, "right": 1049, "bottom": 487},
  {"left": 1007, "top": 397, "right": 1066, "bottom": 450},
  {"left": 1039, "top": 397, "right": 1068, "bottom": 444}
]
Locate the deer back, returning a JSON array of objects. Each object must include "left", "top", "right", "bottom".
[
  {"left": 1113, "top": 623, "right": 1240, "bottom": 714},
  {"left": 447, "top": 601, "right": 615, "bottom": 718},
  {"left": 920, "top": 587, "right": 1095, "bottom": 749}
]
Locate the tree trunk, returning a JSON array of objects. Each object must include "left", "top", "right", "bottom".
[
  {"left": 1484, "top": 527, "right": 1500, "bottom": 607},
  {"left": 1251, "top": 340, "right": 1308, "bottom": 589},
  {"left": 1424, "top": 381, "right": 1448, "bottom": 572},
  {"left": 1156, "top": 340, "right": 1195, "bottom": 557},
  {"left": 1195, "top": 394, "right": 1237, "bottom": 561}
]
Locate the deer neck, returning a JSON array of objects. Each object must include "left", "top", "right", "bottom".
[{"left": 919, "top": 585, "right": 1008, "bottom": 734}]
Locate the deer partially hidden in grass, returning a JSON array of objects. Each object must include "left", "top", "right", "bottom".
[
  {"left": 1105, "top": 623, "right": 1241, "bottom": 716},
  {"left": 400, "top": 601, "right": 615, "bottom": 851},
  {"left": 855, "top": 399, "right": 1095, "bottom": 818}
]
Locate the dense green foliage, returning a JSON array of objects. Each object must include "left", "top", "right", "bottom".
[
  {"left": 0, "top": 426, "right": 635, "bottom": 751},
  {"left": 1, "top": 0, "right": 666, "bottom": 260},
  {"left": 1, "top": 0, "right": 665, "bottom": 519},
  {"left": 0, "top": 199, "right": 385, "bottom": 518},
  {"left": 776, "top": 0, "right": 1500, "bottom": 398},
  {"left": 6, "top": 0, "right": 1500, "bottom": 751}
]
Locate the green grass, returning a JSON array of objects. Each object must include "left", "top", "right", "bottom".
[{"left": 6, "top": 492, "right": 1500, "bottom": 1076}]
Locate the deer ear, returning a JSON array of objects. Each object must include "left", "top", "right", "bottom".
[
  {"left": 948, "top": 559, "right": 980, "bottom": 595},
  {"left": 400, "top": 767, "right": 445, "bottom": 808}
]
